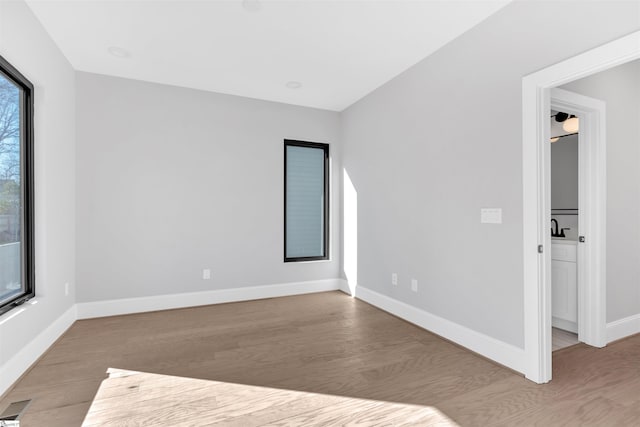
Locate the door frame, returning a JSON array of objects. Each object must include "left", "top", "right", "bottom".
[{"left": 522, "top": 30, "right": 640, "bottom": 384}]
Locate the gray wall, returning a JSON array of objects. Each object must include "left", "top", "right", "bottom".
[
  {"left": 551, "top": 134, "right": 579, "bottom": 212},
  {"left": 0, "top": 0, "right": 76, "bottom": 368},
  {"left": 341, "top": 0, "right": 640, "bottom": 348},
  {"left": 562, "top": 60, "right": 640, "bottom": 323},
  {"left": 551, "top": 134, "right": 579, "bottom": 240},
  {"left": 76, "top": 72, "right": 341, "bottom": 302}
]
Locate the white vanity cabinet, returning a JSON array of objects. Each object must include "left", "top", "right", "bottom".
[{"left": 551, "top": 241, "right": 577, "bottom": 333}]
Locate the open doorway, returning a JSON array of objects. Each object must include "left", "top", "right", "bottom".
[
  {"left": 548, "top": 88, "right": 606, "bottom": 355},
  {"left": 547, "top": 87, "right": 607, "bottom": 355},
  {"left": 522, "top": 30, "right": 640, "bottom": 384},
  {"left": 549, "top": 109, "right": 580, "bottom": 351}
]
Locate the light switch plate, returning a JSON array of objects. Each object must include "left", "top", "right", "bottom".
[{"left": 481, "top": 208, "right": 502, "bottom": 224}]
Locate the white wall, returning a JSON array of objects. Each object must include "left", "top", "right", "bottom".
[
  {"left": 341, "top": 0, "right": 640, "bottom": 348},
  {"left": 75, "top": 72, "right": 340, "bottom": 303},
  {"left": 0, "top": 0, "right": 76, "bottom": 391},
  {"left": 561, "top": 60, "right": 640, "bottom": 323}
]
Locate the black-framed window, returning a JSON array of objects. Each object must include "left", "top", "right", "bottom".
[
  {"left": 0, "top": 55, "right": 34, "bottom": 316},
  {"left": 284, "top": 140, "right": 329, "bottom": 262}
]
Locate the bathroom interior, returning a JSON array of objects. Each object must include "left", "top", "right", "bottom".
[{"left": 550, "top": 110, "right": 580, "bottom": 351}]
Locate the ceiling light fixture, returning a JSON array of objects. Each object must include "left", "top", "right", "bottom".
[
  {"left": 108, "top": 46, "right": 131, "bottom": 59},
  {"left": 286, "top": 81, "right": 302, "bottom": 89},
  {"left": 551, "top": 112, "right": 579, "bottom": 140},
  {"left": 554, "top": 112, "right": 569, "bottom": 123},
  {"left": 563, "top": 115, "right": 579, "bottom": 133}
]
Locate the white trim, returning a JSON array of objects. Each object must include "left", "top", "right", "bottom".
[
  {"left": 523, "top": 30, "right": 640, "bottom": 384},
  {"left": 607, "top": 314, "right": 640, "bottom": 344},
  {"left": 552, "top": 317, "right": 577, "bottom": 334},
  {"left": 354, "top": 286, "right": 525, "bottom": 374},
  {"left": 0, "top": 304, "right": 77, "bottom": 397},
  {"left": 77, "top": 279, "right": 342, "bottom": 319}
]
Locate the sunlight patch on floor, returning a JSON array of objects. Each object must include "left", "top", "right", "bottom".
[{"left": 82, "top": 368, "right": 459, "bottom": 426}]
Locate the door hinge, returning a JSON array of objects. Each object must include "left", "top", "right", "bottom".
[
  {"left": 579, "top": 236, "right": 585, "bottom": 243},
  {"left": 538, "top": 245, "right": 544, "bottom": 254}
]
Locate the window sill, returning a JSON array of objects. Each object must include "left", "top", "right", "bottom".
[{"left": 0, "top": 298, "right": 38, "bottom": 325}]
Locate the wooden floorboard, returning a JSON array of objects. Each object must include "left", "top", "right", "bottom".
[{"left": 1, "top": 291, "right": 639, "bottom": 426}]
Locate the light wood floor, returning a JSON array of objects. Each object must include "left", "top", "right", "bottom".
[
  {"left": 83, "top": 368, "right": 458, "bottom": 426},
  {"left": 2, "top": 291, "right": 640, "bottom": 426},
  {"left": 552, "top": 327, "right": 580, "bottom": 352}
]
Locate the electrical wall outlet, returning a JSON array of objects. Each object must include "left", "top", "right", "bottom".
[
  {"left": 411, "top": 279, "right": 418, "bottom": 292},
  {"left": 391, "top": 273, "right": 398, "bottom": 286},
  {"left": 64, "top": 282, "right": 69, "bottom": 296},
  {"left": 202, "top": 269, "right": 211, "bottom": 280}
]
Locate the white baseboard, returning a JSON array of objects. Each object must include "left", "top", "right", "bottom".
[
  {"left": 77, "top": 279, "right": 342, "bottom": 319},
  {"left": 552, "top": 317, "right": 578, "bottom": 334},
  {"left": 0, "top": 304, "right": 77, "bottom": 397},
  {"left": 353, "top": 286, "right": 525, "bottom": 374},
  {"left": 606, "top": 313, "right": 640, "bottom": 343},
  {"left": 1, "top": 279, "right": 344, "bottom": 397},
  {"left": 3, "top": 280, "right": 529, "bottom": 397}
]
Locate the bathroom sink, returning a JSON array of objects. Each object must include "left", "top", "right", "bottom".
[{"left": 552, "top": 238, "right": 577, "bottom": 245}]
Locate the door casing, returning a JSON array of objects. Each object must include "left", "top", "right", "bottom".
[{"left": 522, "top": 30, "right": 640, "bottom": 384}]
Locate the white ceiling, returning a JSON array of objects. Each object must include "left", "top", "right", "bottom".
[{"left": 25, "top": 0, "right": 511, "bottom": 111}]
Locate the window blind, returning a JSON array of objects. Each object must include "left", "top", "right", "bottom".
[{"left": 285, "top": 142, "right": 328, "bottom": 261}]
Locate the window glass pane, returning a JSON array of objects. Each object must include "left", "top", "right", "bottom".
[
  {"left": 0, "top": 73, "right": 22, "bottom": 305},
  {"left": 286, "top": 144, "right": 326, "bottom": 259}
]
